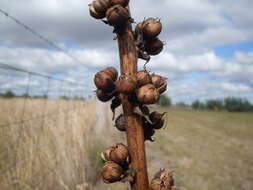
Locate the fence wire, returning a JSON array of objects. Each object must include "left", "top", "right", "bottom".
[{"left": 0, "top": 63, "right": 94, "bottom": 189}]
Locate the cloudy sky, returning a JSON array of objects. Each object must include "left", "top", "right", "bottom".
[{"left": 0, "top": 0, "right": 253, "bottom": 103}]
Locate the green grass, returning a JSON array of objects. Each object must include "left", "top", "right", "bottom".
[{"left": 146, "top": 107, "right": 253, "bottom": 190}]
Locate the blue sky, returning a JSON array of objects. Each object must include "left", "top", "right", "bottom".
[
  {"left": 214, "top": 42, "right": 253, "bottom": 58},
  {"left": 0, "top": 0, "right": 253, "bottom": 103}
]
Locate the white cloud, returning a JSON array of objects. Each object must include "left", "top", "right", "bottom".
[
  {"left": 221, "top": 82, "right": 251, "bottom": 93},
  {"left": 0, "top": 0, "right": 253, "bottom": 103},
  {"left": 234, "top": 51, "right": 253, "bottom": 65}
]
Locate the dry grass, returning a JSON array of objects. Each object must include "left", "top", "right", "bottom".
[
  {"left": 1, "top": 99, "right": 253, "bottom": 190},
  {"left": 0, "top": 98, "right": 101, "bottom": 190},
  {"left": 147, "top": 107, "right": 253, "bottom": 190}
]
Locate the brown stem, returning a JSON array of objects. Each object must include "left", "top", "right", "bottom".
[{"left": 117, "top": 10, "right": 149, "bottom": 190}]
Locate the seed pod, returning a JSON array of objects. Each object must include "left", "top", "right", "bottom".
[
  {"left": 94, "top": 70, "right": 115, "bottom": 92},
  {"left": 94, "top": 0, "right": 110, "bottom": 13},
  {"left": 115, "top": 114, "right": 127, "bottom": 132},
  {"left": 101, "top": 161, "right": 123, "bottom": 183},
  {"left": 111, "top": 0, "right": 129, "bottom": 7},
  {"left": 89, "top": 1, "right": 106, "bottom": 19},
  {"left": 103, "top": 67, "right": 118, "bottom": 82},
  {"left": 144, "top": 126, "right": 155, "bottom": 142},
  {"left": 151, "top": 74, "right": 167, "bottom": 94},
  {"left": 115, "top": 75, "right": 137, "bottom": 94},
  {"left": 145, "top": 38, "right": 164, "bottom": 56},
  {"left": 136, "top": 70, "right": 151, "bottom": 87},
  {"left": 137, "top": 84, "right": 160, "bottom": 104},
  {"left": 150, "top": 178, "right": 163, "bottom": 190},
  {"left": 160, "top": 169, "right": 174, "bottom": 188},
  {"left": 110, "top": 143, "right": 129, "bottom": 164},
  {"left": 96, "top": 89, "right": 114, "bottom": 102},
  {"left": 142, "top": 18, "right": 162, "bottom": 40},
  {"left": 101, "top": 147, "right": 114, "bottom": 162},
  {"left": 135, "top": 22, "right": 143, "bottom": 35},
  {"left": 150, "top": 111, "right": 166, "bottom": 129},
  {"left": 158, "top": 82, "right": 167, "bottom": 94},
  {"left": 106, "top": 5, "right": 130, "bottom": 26}
]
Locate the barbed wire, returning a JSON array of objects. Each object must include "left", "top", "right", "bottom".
[
  {"left": 0, "top": 62, "right": 84, "bottom": 86},
  {"left": 0, "top": 8, "right": 96, "bottom": 188},
  {"left": 0, "top": 8, "right": 87, "bottom": 67}
]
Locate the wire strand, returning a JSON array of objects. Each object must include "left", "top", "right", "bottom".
[
  {"left": 0, "top": 8, "right": 86, "bottom": 67},
  {"left": 0, "top": 62, "right": 84, "bottom": 86}
]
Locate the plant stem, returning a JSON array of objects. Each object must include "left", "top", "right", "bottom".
[{"left": 117, "top": 12, "right": 149, "bottom": 190}]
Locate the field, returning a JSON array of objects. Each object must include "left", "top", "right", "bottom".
[{"left": 0, "top": 99, "right": 253, "bottom": 190}]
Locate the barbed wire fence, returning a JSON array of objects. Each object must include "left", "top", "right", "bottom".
[
  {"left": 0, "top": 62, "right": 95, "bottom": 189},
  {"left": 0, "top": 8, "right": 97, "bottom": 190}
]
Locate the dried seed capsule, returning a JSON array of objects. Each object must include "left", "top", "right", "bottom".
[
  {"left": 110, "top": 143, "right": 129, "bottom": 164},
  {"left": 142, "top": 18, "right": 162, "bottom": 40},
  {"left": 111, "top": 0, "right": 129, "bottom": 7},
  {"left": 144, "top": 126, "right": 155, "bottom": 142},
  {"left": 145, "top": 38, "right": 164, "bottom": 56},
  {"left": 89, "top": 1, "right": 108, "bottom": 19},
  {"left": 93, "top": 0, "right": 110, "bottom": 13},
  {"left": 115, "top": 114, "right": 127, "bottom": 132},
  {"left": 150, "top": 111, "right": 166, "bottom": 129},
  {"left": 160, "top": 169, "right": 174, "bottom": 188},
  {"left": 101, "top": 161, "right": 123, "bottom": 183},
  {"left": 137, "top": 84, "right": 160, "bottom": 104},
  {"left": 150, "top": 178, "right": 163, "bottom": 190},
  {"left": 135, "top": 22, "right": 144, "bottom": 34},
  {"left": 96, "top": 89, "right": 114, "bottom": 102},
  {"left": 103, "top": 67, "right": 118, "bottom": 82},
  {"left": 101, "top": 147, "right": 114, "bottom": 162},
  {"left": 106, "top": 5, "right": 130, "bottom": 27},
  {"left": 115, "top": 75, "right": 137, "bottom": 94},
  {"left": 136, "top": 70, "right": 151, "bottom": 87},
  {"left": 151, "top": 74, "right": 167, "bottom": 94},
  {"left": 94, "top": 70, "right": 115, "bottom": 92}
]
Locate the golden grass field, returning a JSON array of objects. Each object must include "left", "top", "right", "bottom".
[{"left": 0, "top": 98, "right": 253, "bottom": 190}]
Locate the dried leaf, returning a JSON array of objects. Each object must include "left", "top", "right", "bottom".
[{"left": 111, "top": 96, "right": 121, "bottom": 120}]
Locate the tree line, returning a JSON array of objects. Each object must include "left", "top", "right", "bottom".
[
  {"left": 0, "top": 90, "right": 85, "bottom": 100},
  {"left": 191, "top": 97, "right": 253, "bottom": 112},
  {"left": 2, "top": 91, "right": 252, "bottom": 112},
  {"left": 158, "top": 95, "right": 253, "bottom": 112}
]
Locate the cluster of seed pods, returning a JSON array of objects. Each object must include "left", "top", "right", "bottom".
[
  {"left": 150, "top": 169, "right": 180, "bottom": 190},
  {"left": 94, "top": 67, "right": 168, "bottom": 140},
  {"left": 94, "top": 67, "right": 168, "bottom": 183},
  {"left": 89, "top": 0, "right": 131, "bottom": 27},
  {"left": 135, "top": 18, "right": 164, "bottom": 62},
  {"left": 90, "top": 0, "right": 180, "bottom": 188},
  {"left": 100, "top": 143, "right": 134, "bottom": 183},
  {"left": 89, "top": 0, "right": 164, "bottom": 63}
]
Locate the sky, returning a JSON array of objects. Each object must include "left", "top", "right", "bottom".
[{"left": 0, "top": 0, "right": 253, "bottom": 103}]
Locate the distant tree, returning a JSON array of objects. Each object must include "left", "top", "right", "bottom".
[
  {"left": 60, "top": 95, "right": 69, "bottom": 100},
  {"left": 224, "top": 97, "right": 252, "bottom": 112},
  {"left": 199, "top": 102, "right": 206, "bottom": 110},
  {"left": 206, "top": 99, "right": 223, "bottom": 111},
  {"left": 74, "top": 95, "right": 85, "bottom": 100},
  {"left": 158, "top": 95, "right": 172, "bottom": 107},
  {"left": 176, "top": 102, "right": 189, "bottom": 107},
  {"left": 2, "top": 90, "right": 15, "bottom": 98},
  {"left": 191, "top": 100, "right": 200, "bottom": 110}
]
